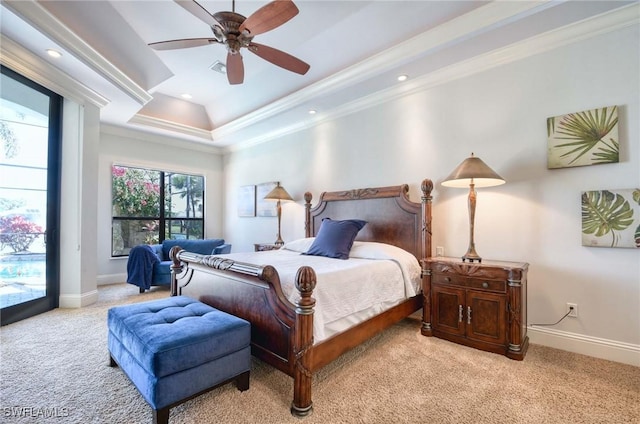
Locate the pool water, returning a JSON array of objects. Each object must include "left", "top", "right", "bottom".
[
  {"left": 0, "top": 257, "right": 46, "bottom": 309},
  {"left": 0, "top": 259, "right": 46, "bottom": 282}
]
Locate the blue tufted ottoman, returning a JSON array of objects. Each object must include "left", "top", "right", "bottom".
[{"left": 107, "top": 296, "right": 251, "bottom": 424}]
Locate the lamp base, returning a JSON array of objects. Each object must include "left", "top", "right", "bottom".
[
  {"left": 462, "top": 246, "right": 482, "bottom": 263},
  {"left": 462, "top": 255, "right": 482, "bottom": 263}
]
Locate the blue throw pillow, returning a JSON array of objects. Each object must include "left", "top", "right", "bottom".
[{"left": 303, "top": 218, "right": 367, "bottom": 259}]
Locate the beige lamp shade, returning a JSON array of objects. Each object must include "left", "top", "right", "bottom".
[
  {"left": 264, "top": 182, "right": 293, "bottom": 201},
  {"left": 442, "top": 153, "right": 505, "bottom": 188}
]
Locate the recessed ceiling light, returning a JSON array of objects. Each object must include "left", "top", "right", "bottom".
[
  {"left": 46, "top": 49, "right": 62, "bottom": 58},
  {"left": 308, "top": 109, "right": 317, "bottom": 115},
  {"left": 397, "top": 74, "right": 408, "bottom": 82},
  {"left": 181, "top": 94, "right": 192, "bottom": 99}
]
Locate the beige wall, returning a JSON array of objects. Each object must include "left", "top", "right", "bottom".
[{"left": 222, "top": 24, "right": 640, "bottom": 364}]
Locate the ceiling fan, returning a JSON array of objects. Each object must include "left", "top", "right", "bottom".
[{"left": 149, "top": 0, "right": 310, "bottom": 85}]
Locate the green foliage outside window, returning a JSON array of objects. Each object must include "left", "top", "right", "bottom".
[{"left": 111, "top": 165, "right": 204, "bottom": 256}]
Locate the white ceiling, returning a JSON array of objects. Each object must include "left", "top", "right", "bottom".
[{"left": 1, "top": 1, "right": 636, "bottom": 150}]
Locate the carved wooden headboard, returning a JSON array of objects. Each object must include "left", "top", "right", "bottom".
[{"left": 303, "top": 179, "right": 433, "bottom": 260}]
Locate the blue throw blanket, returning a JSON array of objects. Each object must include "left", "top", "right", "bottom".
[{"left": 126, "top": 245, "right": 160, "bottom": 290}]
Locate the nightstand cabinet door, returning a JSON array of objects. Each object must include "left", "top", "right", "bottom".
[
  {"left": 432, "top": 285, "right": 466, "bottom": 337},
  {"left": 466, "top": 291, "right": 507, "bottom": 345}
]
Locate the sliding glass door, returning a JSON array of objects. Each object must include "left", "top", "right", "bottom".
[{"left": 0, "top": 65, "right": 62, "bottom": 325}]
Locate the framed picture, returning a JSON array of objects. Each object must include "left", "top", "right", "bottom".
[
  {"left": 237, "top": 185, "right": 256, "bottom": 217},
  {"left": 581, "top": 188, "right": 640, "bottom": 248},
  {"left": 547, "top": 105, "right": 619, "bottom": 169},
  {"left": 256, "top": 182, "right": 278, "bottom": 217}
]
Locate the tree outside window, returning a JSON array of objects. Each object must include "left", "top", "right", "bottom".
[{"left": 111, "top": 165, "right": 204, "bottom": 256}]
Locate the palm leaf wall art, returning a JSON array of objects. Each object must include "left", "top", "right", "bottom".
[
  {"left": 581, "top": 188, "right": 640, "bottom": 248},
  {"left": 547, "top": 105, "right": 619, "bottom": 169}
]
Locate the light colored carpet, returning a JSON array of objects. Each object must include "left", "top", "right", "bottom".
[{"left": 1, "top": 283, "right": 638, "bottom": 424}]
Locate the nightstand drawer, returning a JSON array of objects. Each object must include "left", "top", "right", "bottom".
[
  {"left": 433, "top": 274, "right": 506, "bottom": 293},
  {"left": 466, "top": 278, "right": 506, "bottom": 293},
  {"left": 432, "top": 274, "right": 466, "bottom": 287}
]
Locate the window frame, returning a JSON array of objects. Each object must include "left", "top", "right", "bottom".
[{"left": 111, "top": 164, "right": 205, "bottom": 257}]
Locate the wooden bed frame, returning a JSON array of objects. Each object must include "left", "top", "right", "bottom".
[{"left": 169, "top": 179, "right": 433, "bottom": 416}]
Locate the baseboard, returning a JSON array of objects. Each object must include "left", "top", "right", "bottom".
[
  {"left": 528, "top": 325, "right": 640, "bottom": 367},
  {"left": 59, "top": 289, "right": 99, "bottom": 308},
  {"left": 97, "top": 273, "right": 127, "bottom": 285}
]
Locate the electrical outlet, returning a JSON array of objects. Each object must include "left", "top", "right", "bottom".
[
  {"left": 566, "top": 303, "right": 578, "bottom": 318},
  {"left": 436, "top": 246, "right": 444, "bottom": 257}
]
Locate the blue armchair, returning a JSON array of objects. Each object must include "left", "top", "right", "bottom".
[{"left": 126, "top": 238, "right": 231, "bottom": 293}]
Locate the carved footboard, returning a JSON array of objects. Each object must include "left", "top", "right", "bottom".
[
  {"left": 169, "top": 178, "right": 433, "bottom": 417},
  {"left": 169, "top": 248, "right": 317, "bottom": 416}
]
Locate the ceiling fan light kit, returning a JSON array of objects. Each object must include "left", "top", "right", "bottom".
[{"left": 149, "top": 0, "right": 310, "bottom": 85}]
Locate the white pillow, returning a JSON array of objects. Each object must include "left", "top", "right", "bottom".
[{"left": 281, "top": 237, "right": 316, "bottom": 253}]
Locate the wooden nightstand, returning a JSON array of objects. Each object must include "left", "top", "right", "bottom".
[
  {"left": 254, "top": 243, "right": 281, "bottom": 252},
  {"left": 421, "top": 257, "right": 529, "bottom": 360}
]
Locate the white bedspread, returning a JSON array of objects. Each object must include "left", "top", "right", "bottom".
[{"left": 220, "top": 239, "right": 422, "bottom": 342}]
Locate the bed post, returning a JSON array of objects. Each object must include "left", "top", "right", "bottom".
[
  {"left": 304, "top": 192, "right": 313, "bottom": 238},
  {"left": 169, "top": 246, "right": 184, "bottom": 296},
  {"left": 420, "top": 179, "right": 434, "bottom": 336},
  {"left": 291, "top": 265, "right": 317, "bottom": 417}
]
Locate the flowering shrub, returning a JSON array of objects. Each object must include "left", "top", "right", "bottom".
[
  {"left": 112, "top": 166, "right": 160, "bottom": 217},
  {"left": 141, "top": 220, "right": 159, "bottom": 244},
  {"left": 0, "top": 215, "right": 43, "bottom": 253}
]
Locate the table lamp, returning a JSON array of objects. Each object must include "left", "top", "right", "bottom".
[
  {"left": 263, "top": 182, "right": 293, "bottom": 246},
  {"left": 441, "top": 153, "right": 505, "bottom": 262}
]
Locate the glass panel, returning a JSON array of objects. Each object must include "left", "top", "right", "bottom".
[
  {"left": 165, "top": 219, "right": 203, "bottom": 240},
  {"left": 165, "top": 173, "right": 204, "bottom": 218},
  {"left": 111, "top": 167, "right": 205, "bottom": 255},
  {"left": 112, "top": 219, "right": 160, "bottom": 256},
  {"left": 112, "top": 166, "right": 161, "bottom": 218},
  {"left": 0, "top": 73, "right": 49, "bottom": 308}
]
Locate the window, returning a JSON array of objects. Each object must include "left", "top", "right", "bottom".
[{"left": 111, "top": 165, "right": 204, "bottom": 256}]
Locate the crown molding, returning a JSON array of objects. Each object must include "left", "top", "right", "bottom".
[
  {"left": 127, "top": 114, "right": 214, "bottom": 142},
  {"left": 101, "top": 123, "right": 222, "bottom": 155},
  {"left": 0, "top": 34, "right": 109, "bottom": 108},
  {"left": 226, "top": 2, "right": 639, "bottom": 152},
  {"left": 2, "top": 0, "right": 152, "bottom": 106}
]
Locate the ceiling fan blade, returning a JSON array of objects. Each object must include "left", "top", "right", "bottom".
[
  {"left": 238, "top": 0, "right": 299, "bottom": 36},
  {"left": 248, "top": 42, "right": 310, "bottom": 75},
  {"left": 226, "top": 52, "right": 244, "bottom": 85},
  {"left": 175, "top": 0, "right": 221, "bottom": 27},
  {"left": 149, "top": 38, "right": 217, "bottom": 51}
]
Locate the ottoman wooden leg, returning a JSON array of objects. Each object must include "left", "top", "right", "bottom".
[
  {"left": 109, "top": 355, "right": 117, "bottom": 367},
  {"left": 153, "top": 407, "right": 169, "bottom": 424},
  {"left": 235, "top": 370, "right": 250, "bottom": 392}
]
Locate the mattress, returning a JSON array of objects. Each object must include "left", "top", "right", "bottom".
[{"left": 220, "top": 239, "right": 422, "bottom": 342}]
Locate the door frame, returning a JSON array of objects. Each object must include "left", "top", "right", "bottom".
[{"left": 1, "top": 65, "right": 62, "bottom": 326}]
